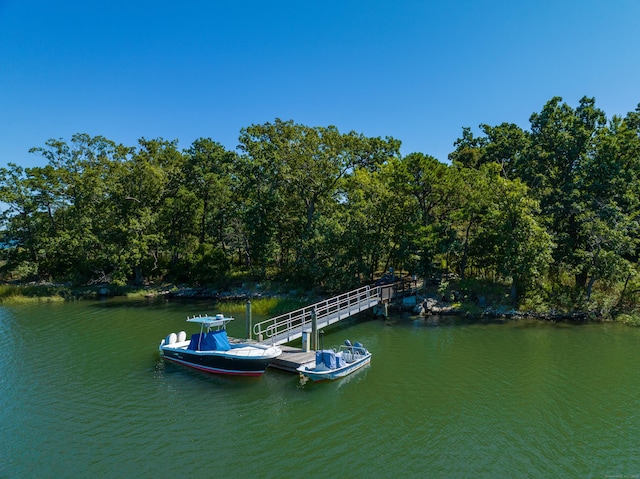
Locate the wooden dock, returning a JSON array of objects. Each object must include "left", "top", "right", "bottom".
[
  {"left": 229, "top": 337, "right": 314, "bottom": 373},
  {"left": 236, "top": 280, "right": 419, "bottom": 373},
  {"left": 269, "top": 345, "right": 315, "bottom": 373}
]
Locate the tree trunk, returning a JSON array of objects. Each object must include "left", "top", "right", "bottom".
[
  {"left": 459, "top": 219, "right": 474, "bottom": 281},
  {"left": 510, "top": 280, "right": 518, "bottom": 303},
  {"left": 586, "top": 275, "right": 596, "bottom": 302},
  {"left": 134, "top": 266, "right": 144, "bottom": 285},
  {"left": 575, "top": 271, "right": 588, "bottom": 289}
]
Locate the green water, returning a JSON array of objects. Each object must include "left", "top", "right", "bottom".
[{"left": 1, "top": 300, "right": 639, "bottom": 478}]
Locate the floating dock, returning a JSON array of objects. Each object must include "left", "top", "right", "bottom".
[
  {"left": 269, "top": 345, "right": 315, "bottom": 372},
  {"left": 229, "top": 338, "right": 313, "bottom": 373}
]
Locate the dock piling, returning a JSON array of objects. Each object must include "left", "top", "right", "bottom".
[
  {"left": 301, "top": 331, "right": 311, "bottom": 352},
  {"left": 246, "top": 300, "right": 252, "bottom": 339}
]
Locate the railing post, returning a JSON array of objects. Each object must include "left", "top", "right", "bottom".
[{"left": 311, "top": 308, "right": 317, "bottom": 351}]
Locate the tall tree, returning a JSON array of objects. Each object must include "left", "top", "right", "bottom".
[
  {"left": 575, "top": 108, "right": 640, "bottom": 301},
  {"left": 476, "top": 166, "right": 553, "bottom": 302},
  {"left": 237, "top": 119, "right": 400, "bottom": 282},
  {"left": 0, "top": 134, "right": 131, "bottom": 281},
  {"left": 522, "top": 96, "right": 607, "bottom": 292},
  {"left": 388, "top": 153, "right": 455, "bottom": 278}
]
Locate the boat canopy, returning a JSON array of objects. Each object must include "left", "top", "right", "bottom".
[
  {"left": 188, "top": 330, "right": 232, "bottom": 351},
  {"left": 186, "top": 313, "right": 234, "bottom": 328}
]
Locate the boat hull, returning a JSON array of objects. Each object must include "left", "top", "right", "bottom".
[
  {"left": 298, "top": 353, "right": 371, "bottom": 381},
  {"left": 161, "top": 347, "right": 280, "bottom": 377}
]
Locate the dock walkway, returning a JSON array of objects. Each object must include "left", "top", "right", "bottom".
[
  {"left": 253, "top": 284, "right": 382, "bottom": 346},
  {"left": 248, "top": 280, "right": 419, "bottom": 372},
  {"left": 269, "top": 345, "right": 316, "bottom": 372}
]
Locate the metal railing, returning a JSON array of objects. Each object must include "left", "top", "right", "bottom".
[{"left": 253, "top": 285, "right": 380, "bottom": 345}]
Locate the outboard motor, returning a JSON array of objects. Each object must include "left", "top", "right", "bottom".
[{"left": 354, "top": 341, "right": 367, "bottom": 354}]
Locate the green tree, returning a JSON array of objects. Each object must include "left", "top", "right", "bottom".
[
  {"left": 522, "top": 96, "right": 607, "bottom": 293},
  {"left": 0, "top": 134, "right": 132, "bottom": 282},
  {"left": 450, "top": 123, "right": 529, "bottom": 180},
  {"left": 175, "top": 138, "right": 237, "bottom": 283},
  {"left": 449, "top": 166, "right": 493, "bottom": 280},
  {"left": 237, "top": 119, "right": 400, "bottom": 284},
  {"left": 338, "top": 164, "right": 414, "bottom": 285},
  {"left": 575, "top": 108, "right": 640, "bottom": 302},
  {"left": 388, "top": 153, "right": 455, "bottom": 278},
  {"left": 477, "top": 167, "right": 553, "bottom": 302},
  {"left": 0, "top": 163, "right": 45, "bottom": 278}
]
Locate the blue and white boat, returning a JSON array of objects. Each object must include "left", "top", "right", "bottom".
[
  {"left": 159, "top": 314, "right": 282, "bottom": 377},
  {"left": 297, "top": 340, "right": 371, "bottom": 382}
]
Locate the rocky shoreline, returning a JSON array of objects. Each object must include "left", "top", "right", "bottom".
[
  {"left": 154, "top": 286, "right": 276, "bottom": 301},
  {"left": 158, "top": 288, "right": 592, "bottom": 321},
  {"left": 406, "top": 292, "right": 594, "bottom": 322},
  {"left": 141, "top": 284, "right": 323, "bottom": 305},
  {"left": 1, "top": 282, "right": 612, "bottom": 323}
]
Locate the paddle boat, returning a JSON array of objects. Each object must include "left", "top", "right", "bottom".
[
  {"left": 159, "top": 314, "right": 282, "bottom": 376},
  {"left": 297, "top": 340, "right": 371, "bottom": 382}
]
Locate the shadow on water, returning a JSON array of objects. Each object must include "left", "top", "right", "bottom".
[
  {"left": 153, "top": 356, "right": 266, "bottom": 389},
  {"left": 86, "top": 297, "right": 218, "bottom": 310},
  {"left": 394, "top": 312, "right": 603, "bottom": 329},
  {"left": 295, "top": 362, "right": 372, "bottom": 390},
  {"left": 386, "top": 313, "right": 503, "bottom": 328}
]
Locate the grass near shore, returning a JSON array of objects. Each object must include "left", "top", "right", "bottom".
[
  {"left": 2, "top": 280, "right": 638, "bottom": 326},
  {"left": 0, "top": 283, "right": 310, "bottom": 315},
  {"left": 219, "top": 297, "right": 309, "bottom": 316},
  {"left": 0, "top": 284, "right": 68, "bottom": 303}
]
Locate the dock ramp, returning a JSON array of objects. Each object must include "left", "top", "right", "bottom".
[{"left": 253, "top": 285, "right": 381, "bottom": 346}]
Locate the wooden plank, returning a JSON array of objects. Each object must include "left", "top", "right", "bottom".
[
  {"left": 269, "top": 345, "right": 315, "bottom": 373},
  {"left": 229, "top": 338, "right": 314, "bottom": 373}
]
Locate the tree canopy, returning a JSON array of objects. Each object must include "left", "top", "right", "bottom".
[{"left": 1, "top": 98, "right": 639, "bottom": 317}]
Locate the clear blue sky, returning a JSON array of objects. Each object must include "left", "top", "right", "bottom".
[{"left": 1, "top": 0, "right": 639, "bottom": 168}]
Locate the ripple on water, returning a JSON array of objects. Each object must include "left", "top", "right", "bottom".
[{"left": 3, "top": 306, "right": 640, "bottom": 478}]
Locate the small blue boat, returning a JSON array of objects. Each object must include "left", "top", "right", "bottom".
[{"left": 297, "top": 340, "right": 371, "bottom": 381}]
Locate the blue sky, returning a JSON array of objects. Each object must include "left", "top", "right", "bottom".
[{"left": 1, "top": 0, "right": 639, "bottom": 168}]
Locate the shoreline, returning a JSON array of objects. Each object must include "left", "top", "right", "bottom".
[{"left": 1, "top": 281, "right": 637, "bottom": 326}]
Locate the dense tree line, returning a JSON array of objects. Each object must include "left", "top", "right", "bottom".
[{"left": 1, "top": 98, "right": 639, "bottom": 315}]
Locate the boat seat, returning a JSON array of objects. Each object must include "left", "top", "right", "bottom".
[{"left": 188, "top": 333, "right": 204, "bottom": 350}]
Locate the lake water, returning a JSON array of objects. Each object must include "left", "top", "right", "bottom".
[{"left": 1, "top": 299, "right": 639, "bottom": 478}]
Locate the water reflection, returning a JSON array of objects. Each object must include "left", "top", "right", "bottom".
[{"left": 2, "top": 303, "right": 640, "bottom": 478}]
